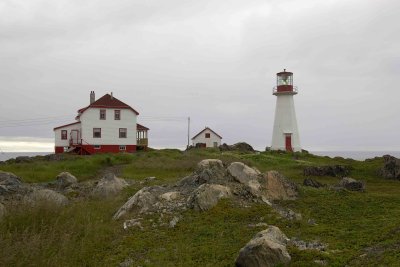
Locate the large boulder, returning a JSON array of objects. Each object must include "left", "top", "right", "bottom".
[
  {"left": 25, "top": 189, "right": 69, "bottom": 206},
  {"left": 56, "top": 172, "right": 78, "bottom": 189},
  {"left": 379, "top": 155, "right": 400, "bottom": 180},
  {"left": 194, "top": 159, "right": 227, "bottom": 184},
  {"left": 261, "top": 171, "right": 298, "bottom": 201},
  {"left": 235, "top": 226, "right": 291, "bottom": 267},
  {"left": 303, "top": 165, "right": 350, "bottom": 177},
  {"left": 339, "top": 177, "right": 365, "bottom": 192},
  {"left": 228, "top": 162, "right": 262, "bottom": 197},
  {"left": 0, "top": 171, "right": 23, "bottom": 195},
  {"left": 187, "top": 184, "right": 232, "bottom": 211},
  {"left": 113, "top": 186, "right": 162, "bottom": 219},
  {"left": 220, "top": 142, "right": 255, "bottom": 152},
  {"left": 93, "top": 173, "right": 128, "bottom": 197}
]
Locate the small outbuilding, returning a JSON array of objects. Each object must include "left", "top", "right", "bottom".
[{"left": 192, "top": 127, "right": 222, "bottom": 148}]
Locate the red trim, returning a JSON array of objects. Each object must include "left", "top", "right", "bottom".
[
  {"left": 277, "top": 85, "right": 294, "bottom": 92},
  {"left": 192, "top": 127, "right": 222, "bottom": 140},
  {"left": 53, "top": 121, "right": 81, "bottom": 130},
  {"left": 55, "top": 146, "right": 64, "bottom": 154},
  {"left": 82, "top": 145, "right": 136, "bottom": 153}
]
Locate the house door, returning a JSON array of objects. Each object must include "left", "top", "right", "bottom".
[
  {"left": 70, "top": 130, "right": 79, "bottom": 145},
  {"left": 285, "top": 135, "right": 293, "bottom": 152}
]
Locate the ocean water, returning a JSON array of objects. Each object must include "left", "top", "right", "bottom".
[
  {"left": 0, "top": 151, "right": 399, "bottom": 162},
  {"left": 310, "top": 151, "right": 400, "bottom": 161}
]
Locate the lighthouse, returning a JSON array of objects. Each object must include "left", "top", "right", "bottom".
[{"left": 271, "top": 69, "right": 301, "bottom": 152}]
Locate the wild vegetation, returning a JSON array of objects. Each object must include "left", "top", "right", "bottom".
[{"left": 1, "top": 149, "right": 399, "bottom": 266}]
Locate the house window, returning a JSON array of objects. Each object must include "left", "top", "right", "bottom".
[
  {"left": 94, "top": 145, "right": 101, "bottom": 149},
  {"left": 119, "top": 145, "right": 126, "bottom": 151},
  {"left": 114, "top": 110, "right": 121, "bottom": 120},
  {"left": 61, "top": 130, "right": 67, "bottom": 140},
  {"left": 119, "top": 128, "right": 127, "bottom": 138},
  {"left": 205, "top": 133, "right": 210, "bottom": 138},
  {"left": 93, "top": 128, "right": 101, "bottom": 138},
  {"left": 100, "top": 109, "right": 106, "bottom": 120}
]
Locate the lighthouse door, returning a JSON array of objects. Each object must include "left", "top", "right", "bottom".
[{"left": 285, "top": 135, "right": 293, "bottom": 152}]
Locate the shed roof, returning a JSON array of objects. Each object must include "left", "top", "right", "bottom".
[{"left": 191, "top": 127, "right": 222, "bottom": 140}]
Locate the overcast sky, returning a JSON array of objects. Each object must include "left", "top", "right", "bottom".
[{"left": 0, "top": 0, "right": 399, "bottom": 152}]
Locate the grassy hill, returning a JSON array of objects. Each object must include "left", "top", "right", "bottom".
[{"left": 1, "top": 149, "right": 399, "bottom": 266}]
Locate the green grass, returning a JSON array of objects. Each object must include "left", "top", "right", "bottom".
[{"left": 0, "top": 149, "right": 399, "bottom": 266}]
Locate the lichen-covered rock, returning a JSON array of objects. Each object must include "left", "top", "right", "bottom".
[
  {"left": 228, "top": 162, "right": 262, "bottom": 197},
  {"left": 303, "top": 178, "right": 324, "bottom": 188},
  {"left": 303, "top": 165, "right": 350, "bottom": 177},
  {"left": 195, "top": 159, "right": 227, "bottom": 184},
  {"left": 56, "top": 172, "right": 78, "bottom": 189},
  {"left": 159, "top": 191, "right": 180, "bottom": 201},
  {"left": 0, "top": 171, "right": 23, "bottom": 195},
  {"left": 113, "top": 187, "right": 162, "bottom": 219},
  {"left": 339, "top": 177, "right": 365, "bottom": 192},
  {"left": 26, "top": 189, "right": 69, "bottom": 206},
  {"left": 93, "top": 173, "right": 128, "bottom": 197},
  {"left": 187, "top": 184, "right": 231, "bottom": 211},
  {"left": 379, "top": 155, "right": 400, "bottom": 180},
  {"left": 261, "top": 171, "right": 298, "bottom": 200},
  {"left": 235, "top": 226, "right": 291, "bottom": 267}
]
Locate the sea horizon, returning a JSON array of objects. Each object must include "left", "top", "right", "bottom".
[{"left": 1, "top": 150, "right": 400, "bottom": 162}]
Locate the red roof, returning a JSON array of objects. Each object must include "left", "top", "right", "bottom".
[
  {"left": 137, "top": 123, "right": 149, "bottom": 131},
  {"left": 53, "top": 121, "right": 81, "bottom": 130},
  {"left": 78, "top": 94, "right": 139, "bottom": 115},
  {"left": 191, "top": 127, "right": 222, "bottom": 140}
]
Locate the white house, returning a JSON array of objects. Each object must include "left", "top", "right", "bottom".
[
  {"left": 191, "top": 127, "right": 222, "bottom": 148},
  {"left": 53, "top": 91, "right": 149, "bottom": 154}
]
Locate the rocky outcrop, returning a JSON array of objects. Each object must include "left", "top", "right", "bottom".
[
  {"left": 25, "top": 189, "right": 69, "bottom": 206},
  {"left": 303, "top": 165, "right": 350, "bottom": 177},
  {"left": 187, "top": 184, "right": 231, "bottom": 211},
  {"left": 338, "top": 177, "right": 365, "bottom": 192},
  {"left": 303, "top": 178, "right": 324, "bottom": 188},
  {"left": 114, "top": 159, "right": 298, "bottom": 221},
  {"left": 219, "top": 142, "right": 255, "bottom": 152},
  {"left": 379, "top": 155, "right": 400, "bottom": 180},
  {"left": 56, "top": 172, "right": 78, "bottom": 189},
  {"left": 261, "top": 171, "right": 298, "bottom": 201},
  {"left": 15, "top": 156, "right": 32, "bottom": 163},
  {"left": 93, "top": 173, "right": 128, "bottom": 197},
  {"left": 0, "top": 171, "right": 23, "bottom": 195},
  {"left": 235, "top": 226, "right": 291, "bottom": 267}
]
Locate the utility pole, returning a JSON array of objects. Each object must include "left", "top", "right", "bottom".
[{"left": 187, "top": 116, "right": 190, "bottom": 148}]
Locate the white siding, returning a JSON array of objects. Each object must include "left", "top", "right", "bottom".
[
  {"left": 271, "top": 94, "right": 301, "bottom": 152},
  {"left": 54, "top": 124, "right": 81, "bottom": 147},
  {"left": 192, "top": 129, "right": 222, "bottom": 148},
  {"left": 80, "top": 108, "right": 137, "bottom": 145}
]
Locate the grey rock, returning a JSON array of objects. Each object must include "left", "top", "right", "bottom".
[
  {"left": 303, "top": 178, "right": 324, "bottom": 188},
  {"left": 195, "top": 159, "right": 227, "bottom": 184},
  {"left": 159, "top": 191, "right": 180, "bottom": 201},
  {"left": 169, "top": 216, "right": 180, "bottom": 228},
  {"left": 261, "top": 171, "right": 298, "bottom": 200},
  {"left": 56, "top": 172, "right": 78, "bottom": 189},
  {"left": 93, "top": 173, "right": 128, "bottom": 197},
  {"left": 219, "top": 142, "right": 255, "bottom": 152},
  {"left": 289, "top": 237, "right": 326, "bottom": 251},
  {"left": 187, "top": 184, "right": 231, "bottom": 211},
  {"left": 303, "top": 165, "right": 351, "bottom": 177},
  {"left": 123, "top": 218, "right": 143, "bottom": 230},
  {"left": 228, "top": 162, "right": 262, "bottom": 197},
  {"left": 113, "top": 187, "right": 161, "bottom": 219},
  {"left": 0, "top": 171, "right": 23, "bottom": 195},
  {"left": 235, "top": 226, "right": 291, "bottom": 267},
  {"left": 26, "top": 189, "right": 69, "bottom": 206},
  {"left": 379, "top": 155, "right": 400, "bottom": 180},
  {"left": 339, "top": 177, "right": 365, "bottom": 192}
]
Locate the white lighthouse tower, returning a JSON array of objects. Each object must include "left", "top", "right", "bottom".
[{"left": 271, "top": 69, "right": 301, "bottom": 152}]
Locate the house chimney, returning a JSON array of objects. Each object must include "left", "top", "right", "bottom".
[
  {"left": 110, "top": 92, "right": 113, "bottom": 100},
  {"left": 90, "top": 91, "right": 95, "bottom": 104}
]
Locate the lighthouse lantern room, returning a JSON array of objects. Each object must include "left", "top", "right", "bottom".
[{"left": 271, "top": 69, "right": 301, "bottom": 152}]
